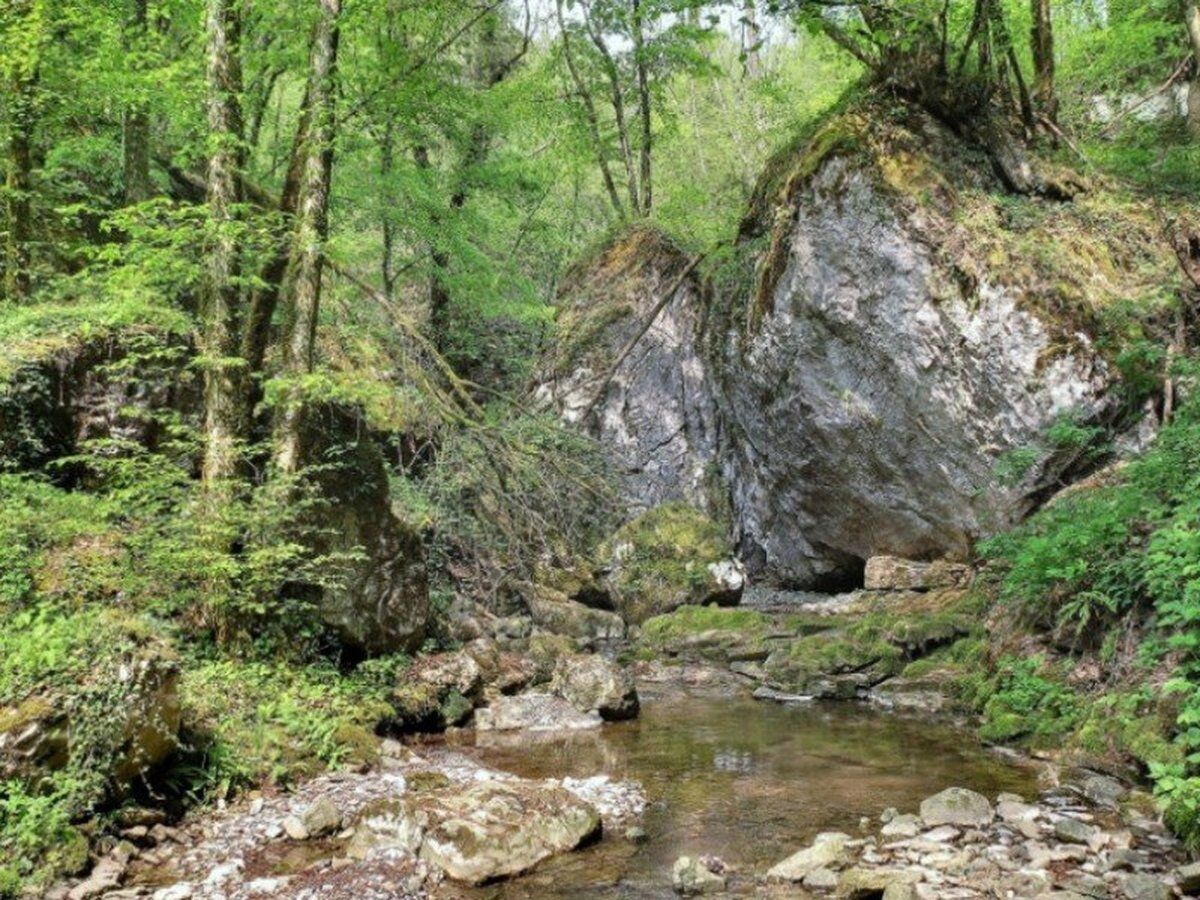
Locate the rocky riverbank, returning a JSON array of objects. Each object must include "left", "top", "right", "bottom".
[{"left": 675, "top": 778, "right": 1192, "bottom": 898}]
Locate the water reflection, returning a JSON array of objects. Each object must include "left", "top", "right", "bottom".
[{"left": 443, "top": 683, "right": 1038, "bottom": 899}]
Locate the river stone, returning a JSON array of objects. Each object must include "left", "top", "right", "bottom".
[
  {"left": 550, "top": 653, "right": 639, "bottom": 721},
  {"left": 527, "top": 586, "right": 626, "bottom": 646},
  {"left": 300, "top": 797, "right": 342, "bottom": 837},
  {"left": 919, "top": 788, "right": 994, "bottom": 827},
  {"left": 672, "top": 856, "right": 726, "bottom": 895},
  {"left": 805, "top": 867, "right": 840, "bottom": 890},
  {"left": 1175, "top": 862, "right": 1200, "bottom": 893},
  {"left": 1053, "top": 817, "right": 1096, "bottom": 845},
  {"left": 1120, "top": 874, "right": 1171, "bottom": 900},
  {"left": 474, "top": 693, "right": 602, "bottom": 732},
  {"left": 1076, "top": 772, "right": 1127, "bottom": 809},
  {"left": 353, "top": 781, "right": 600, "bottom": 884},
  {"left": 837, "top": 867, "right": 922, "bottom": 898},
  {"left": 410, "top": 651, "right": 484, "bottom": 700},
  {"left": 880, "top": 814, "right": 921, "bottom": 838},
  {"left": 767, "top": 832, "right": 849, "bottom": 881}
]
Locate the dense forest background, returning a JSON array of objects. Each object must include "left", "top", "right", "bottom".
[{"left": 2, "top": 0, "right": 1200, "bottom": 894}]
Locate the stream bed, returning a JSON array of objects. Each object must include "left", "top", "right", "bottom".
[{"left": 444, "top": 681, "right": 1041, "bottom": 898}]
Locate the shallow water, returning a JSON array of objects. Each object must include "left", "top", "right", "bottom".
[{"left": 443, "top": 682, "right": 1040, "bottom": 899}]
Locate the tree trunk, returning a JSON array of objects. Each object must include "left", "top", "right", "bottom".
[
  {"left": 242, "top": 85, "right": 312, "bottom": 373},
  {"left": 379, "top": 124, "right": 397, "bottom": 300},
  {"left": 199, "top": 0, "right": 248, "bottom": 485},
  {"left": 1030, "top": 0, "right": 1057, "bottom": 123},
  {"left": 5, "top": 64, "right": 35, "bottom": 303},
  {"left": 123, "top": 0, "right": 153, "bottom": 204},
  {"left": 556, "top": 0, "right": 625, "bottom": 218},
  {"left": 274, "top": 0, "right": 340, "bottom": 475},
  {"left": 581, "top": 6, "right": 640, "bottom": 214},
  {"left": 1187, "top": 2, "right": 1200, "bottom": 138},
  {"left": 742, "top": 0, "right": 762, "bottom": 78},
  {"left": 631, "top": 0, "right": 653, "bottom": 214}
]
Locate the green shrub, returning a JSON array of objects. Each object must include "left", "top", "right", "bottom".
[{"left": 975, "top": 656, "right": 1081, "bottom": 744}]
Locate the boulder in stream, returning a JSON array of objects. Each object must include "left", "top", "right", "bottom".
[{"left": 351, "top": 781, "right": 601, "bottom": 884}]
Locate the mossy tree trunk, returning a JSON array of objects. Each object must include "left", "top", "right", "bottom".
[
  {"left": 1187, "top": 2, "right": 1200, "bottom": 138},
  {"left": 199, "top": 0, "right": 249, "bottom": 486},
  {"left": 122, "top": 0, "right": 153, "bottom": 205},
  {"left": 274, "top": 0, "right": 340, "bottom": 475},
  {"left": 4, "top": 0, "right": 38, "bottom": 304},
  {"left": 1030, "top": 0, "right": 1056, "bottom": 124}
]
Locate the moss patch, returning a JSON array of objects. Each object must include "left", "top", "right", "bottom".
[{"left": 600, "top": 502, "right": 735, "bottom": 624}]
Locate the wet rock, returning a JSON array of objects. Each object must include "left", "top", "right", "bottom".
[
  {"left": 550, "top": 653, "right": 639, "bottom": 721},
  {"left": 767, "top": 832, "right": 849, "bottom": 881},
  {"left": 672, "top": 856, "right": 726, "bottom": 895},
  {"left": 919, "top": 788, "right": 994, "bottom": 827},
  {"left": 863, "top": 556, "right": 971, "bottom": 592},
  {"left": 474, "top": 692, "right": 602, "bottom": 732}
]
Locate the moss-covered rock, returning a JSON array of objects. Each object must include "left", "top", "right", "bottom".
[{"left": 597, "top": 503, "right": 744, "bottom": 624}]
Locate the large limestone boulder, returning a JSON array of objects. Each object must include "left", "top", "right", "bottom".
[
  {"left": 537, "top": 226, "right": 718, "bottom": 512},
  {"left": 1, "top": 652, "right": 180, "bottom": 791},
  {"left": 597, "top": 503, "right": 745, "bottom": 624},
  {"left": 550, "top": 653, "right": 639, "bottom": 721},
  {"left": 717, "top": 104, "right": 1169, "bottom": 586},
  {"left": 299, "top": 404, "right": 429, "bottom": 655},
  {"left": 351, "top": 781, "right": 601, "bottom": 884},
  {"left": 474, "top": 693, "right": 602, "bottom": 732},
  {"left": 543, "top": 99, "right": 1170, "bottom": 589}
]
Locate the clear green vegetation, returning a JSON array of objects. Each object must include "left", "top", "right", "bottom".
[{"left": 1, "top": 0, "right": 1200, "bottom": 891}]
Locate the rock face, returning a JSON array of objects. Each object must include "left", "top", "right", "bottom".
[
  {"left": 537, "top": 226, "right": 718, "bottom": 512},
  {"left": 543, "top": 100, "right": 1171, "bottom": 588}
]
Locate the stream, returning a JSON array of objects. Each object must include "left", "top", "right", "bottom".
[{"left": 443, "top": 680, "right": 1040, "bottom": 899}]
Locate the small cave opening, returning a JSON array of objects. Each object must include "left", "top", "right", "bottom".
[{"left": 805, "top": 557, "right": 867, "bottom": 594}]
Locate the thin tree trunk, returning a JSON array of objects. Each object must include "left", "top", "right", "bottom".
[
  {"left": 1030, "top": 0, "right": 1056, "bottom": 123},
  {"left": 274, "top": 0, "right": 341, "bottom": 475},
  {"left": 556, "top": 0, "right": 625, "bottom": 218},
  {"left": 5, "top": 66, "right": 35, "bottom": 303},
  {"left": 631, "top": 0, "right": 653, "bottom": 214},
  {"left": 123, "top": 0, "right": 153, "bottom": 204},
  {"left": 741, "top": 0, "right": 762, "bottom": 78},
  {"left": 242, "top": 84, "right": 312, "bottom": 373},
  {"left": 580, "top": 3, "right": 640, "bottom": 214},
  {"left": 199, "top": 0, "right": 248, "bottom": 485},
  {"left": 1187, "top": 3, "right": 1200, "bottom": 137},
  {"left": 379, "top": 123, "right": 397, "bottom": 300}
]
